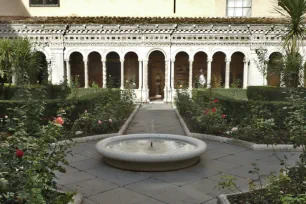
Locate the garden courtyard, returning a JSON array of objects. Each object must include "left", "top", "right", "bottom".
[{"left": 55, "top": 104, "right": 301, "bottom": 204}]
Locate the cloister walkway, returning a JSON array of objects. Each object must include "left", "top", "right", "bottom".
[{"left": 56, "top": 104, "right": 301, "bottom": 204}]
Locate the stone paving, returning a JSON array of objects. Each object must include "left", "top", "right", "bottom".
[{"left": 56, "top": 104, "right": 301, "bottom": 204}]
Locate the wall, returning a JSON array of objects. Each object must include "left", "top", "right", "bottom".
[{"left": 0, "top": 0, "right": 280, "bottom": 17}]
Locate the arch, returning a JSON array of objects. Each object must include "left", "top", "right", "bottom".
[
  {"left": 211, "top": 50, "right": 228, "bottom": 60},
  {"left": 123, "top": 50, "right": 140, "bottom": 59},
  {"left": 174, "top": 52, "right": 190, "bottom": 89},
  {"left": 86, "top": 50, "right": 103, "bottom": 60},
  {"left": 106, "top": 52, "right": 121, "bottom": 88},
  {"left": 230, "top": 52, "right": 245, "bottom": 88},
  {"left": 146, "top": 48, "right": 168, "bottom": 61},
  {"left": 124, "top": 52, "right": 139, "bottom": 89},
  {"left": 70, "top": 52, "right": 85, "bottom": 87},
  {"left": 173, "top": 49, "right": 191, "bottom": 60},
  {"left": 35, "top": 48, "right": 50, "bottom": 60},
  {"left": 104, "top": 50, "right": 122, "bottom": 60},
  {"left": 88, "top": 52, "right": 102, "bottom": 87},
  {"left": 267, "top": 52, "right": 283, "bottom": 87},
  {"left": 229, "top": 49, "right": 248, "bottom": 59},
  {"left": 148, "top": 50, "right": 166, "bottom": 99},
  {"left": 193, "top": 51, "right": 208, "bottom": 88},
  {"left": 267, "top": 48, "right": 284, "bottom": 59},
  {"left": 66, "top": 49, "right": 85, "bottom": 61},
  {"left": 34, "top": 51, "right": 48, "bottom": 84},
  {"left": 211, "top": 52, "right": 227, "bottom": 88},
  {"left": 191, "top": 49, "right": 210, "bottom": 60}
]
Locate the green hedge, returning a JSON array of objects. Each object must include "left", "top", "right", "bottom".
[
  {"left": 192, "top": 89, "right": 290, "bottom": 127},
  {"left": 193, "top": 88, "right": 247, "bottom": 101},
  {"left": 247, "top": 86, "right": 306, "bottom": 101},
  {"left": 0, "top": 84, "right": 71, "bottom": 100}
]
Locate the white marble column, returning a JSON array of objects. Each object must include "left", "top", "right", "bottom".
[
  {"left": 207, "top": 58, "right": 212, "bottom": 88},
  {"left": 164, "top": 60, "right": 169, "bottom": 102},
  {"left": 143, "top": 60, "right": 148, "bottom": 90},
  {"left": 65, "top": 60, "right": 71, "bottom": 86},
  {"left": 102, "top": 60, "right": 107, "bottom": 88},
  {"left": 138, "top": 60, "right": 142, "bottom": 89},
  {"left": 84, "top": 60, "right": 88, "bottom": 88},
  {"left": 189, "top": 60, "right": 193, "bottom": 90},
  {"left": 120, "top": 59, "right": 124, "bottom": 89},
  {"left": 225, "top": 58, "right": 231, "bottom": 89},
  {"left": 280, "top": 72, "right": 285, "bottom": 87},
  {"left": 167, "top": 59, "right": 171, "bottom": 89},
  {"left": 300, "top": 67, "right": 305, "bottom": 87},
  {"left": 171, "top": 60, "right": 175, "bottom": 89},
  {"left": 243, "top": 59, "right": 249, "bottom": 89}
]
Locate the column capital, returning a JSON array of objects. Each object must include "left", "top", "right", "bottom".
[
  {"left": 138, "top": 59, "right": 143, "bottom": 62},
  {"left": 120, "top": 58, "right": 125, "bottom": 63},
  {"left": 243, "top": 57, "right": 249, "bottom": 63},
  {"left": 207, "top": 58, "right": 213, "bottom": 62},
  {"left": 84, "top": 60, "right": 88, "bottom": 63},
  {"left": 189, "top": 60, "right": 194, "bottom": 63},
  {"left": 225, "top": 58, "right": 231, "bottom": 63}
]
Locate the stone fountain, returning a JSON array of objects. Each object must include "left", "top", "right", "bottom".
[{"left": 96, "top": 134, "right": 207, "bottom": 171}]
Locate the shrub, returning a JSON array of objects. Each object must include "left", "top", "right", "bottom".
[
  {"left": 0, "top": 86, "right": 73, "bottom": 204},
  {"left": 247, "top": 86, "right": 306, "bottom": 101}
]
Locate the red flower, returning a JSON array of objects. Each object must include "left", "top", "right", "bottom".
[
  {"left": 55, "top": 117, "right": 64, "bottom": 126},
  {"left": 16, "top": 149, "right": 24, "bottom": 158},
  {"left": 221, "top": 114, "right": 227, "bottom": 119},
  {"left": 213, "top": 99, "right": 219, "bottom": 103},
  {"left": 212, "top": 108, "right": 217, "bottom": 113},
  {"left": 204, "top": 110, "right": 209, "bottom": 115}
]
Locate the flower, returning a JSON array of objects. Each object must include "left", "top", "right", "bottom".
[
  {"left": 109, "top": 119, "right": 113, "bottom": 123},
  {"left": 231, "top": 127, "right": 238, "bottom": 132},
  {"left": 98, "top": 120, "right": 102, "bottom": 124},
  {"left": 85, "top": 110, "right": 88, "bottom": 113},
  {"left": 211, "top": 108, "right": 217, "bottom": 113},
  {"left": 4, "top": 115, "right": 8, "bottom": 119},
  {"left": 221, "top": 114, "right": 227, "bottom": 119},
  {"left": 55, "top": 117, "right": 64, "bottom": 126},
  {"left": 204, "top": 110, "right": 209, "bottom": 115},
  {"left": 213, "top": 99, "right": 219, "bottom": 103},
  {"left": 180, "top": 85, "right": 183, "bottom": 88},
  {"left": 16, "top": 149, "right": 24, "bottom": 158}
]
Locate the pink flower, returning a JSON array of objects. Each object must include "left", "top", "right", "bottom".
[
  {"left": 221, "top": 114, "right": 227, "bottom": 119},
  {"left": 109, "top": 119, "right": 113, "bottom": 123},
  {"left": 16, "top": 149, "right": 24, "bottom": 158},
  {"left": 55, "top": 117, "right": 64, "bottom": 126},
  {"left": 204, "top": 110, "right": 209, "bottom": 115},
  {"left": 211, "top": 108, "right": 217, "bottom": 113},
  {"left": 98, "top": 120, "right": 102, "bottom": 124}
]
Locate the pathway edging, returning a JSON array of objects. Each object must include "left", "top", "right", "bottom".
[{"left": 173, "top": 104, "right": 303, "bottom": 152}]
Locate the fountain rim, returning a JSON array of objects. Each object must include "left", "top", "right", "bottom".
[{"left": 95, "top": 134, "right": 207, "bottom": 163}]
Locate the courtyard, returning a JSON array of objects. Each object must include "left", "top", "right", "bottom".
[{"left": 56, "top": 104, "right": 301, "bottom": 204}]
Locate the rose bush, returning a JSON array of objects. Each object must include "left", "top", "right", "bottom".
[{"left": 0, "top": 86, "right": 73, "bottom": 204}]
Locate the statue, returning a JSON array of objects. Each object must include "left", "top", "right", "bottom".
[{"left": 198, "top": 69, "right": 206, "bottom": 88}]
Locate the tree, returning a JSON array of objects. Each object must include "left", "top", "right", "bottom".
[
  {"left": 275, "top": 0, "right": 306, "bottom": 87},
  {"left": 0, "top": 39, "right": 15, "bottom": 84}
]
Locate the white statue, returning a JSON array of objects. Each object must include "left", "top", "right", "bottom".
[{"left": 199, "top": 69, "right": 206, "bottom": 87}]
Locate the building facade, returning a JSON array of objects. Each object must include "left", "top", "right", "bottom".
[{"left": 0, "top": 0, "right": 301, "bottom": 102}]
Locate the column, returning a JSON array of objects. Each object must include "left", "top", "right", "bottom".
[
  {"left": 50, "top": 47, "right": 64, "bottom": 84},
  {"left": 300, "top": 67, "right": 305, "bottom": 87},
  {"left": 280, "top": 72, "right": 285, "bottom": 87},
  {"left": 102, "top": 60, "right": 107, "bottom": 88},
  {"left": 143, "top": 60, "right": 148, "bottom": 90},
  {"left": 120, "top": 59, "right": 124, "bottom": 89},
  {"left": 138, "top": 60, "right": 142, "bottom": 89},
  {"left": 171, "top": 60, "right": 175, "bottom": 89},
  {"left": 65, "top": 60, "right": 71, "bottom": 86},
  {"left": 243, "top": 59, "right": 249, "bottom": 89},
  {"left": 165, "top": 60, "right": 168, "bottom": 90},
  {"left": 84, "top": 60, "right": 88, "bottom": 88},
  {"left": 225, "top": 58, "right": 231, "bottom": 89},
  {"left": 167, "top": 59, "right": 171, "bottom": 89},
  {"left": 207, "top": 58, "right": 212, "bottom": 88},
  {"left": 189, "top": 60, "right": 193, "bottom": 90}
]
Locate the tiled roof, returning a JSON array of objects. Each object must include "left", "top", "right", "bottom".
[{"left": 0, "top": 16, "right": 289, "bottom": 24}]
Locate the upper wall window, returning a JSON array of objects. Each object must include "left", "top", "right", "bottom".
[
  {"left": 227, "top": 0, "right": 252, "bottom": 17},
  {"left": 30, "top": 0, "right": 59, "bottom": 7}
]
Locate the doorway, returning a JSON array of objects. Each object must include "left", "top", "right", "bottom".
[{"left": 148, "top": 51, "right": 165, "bottom": 100}]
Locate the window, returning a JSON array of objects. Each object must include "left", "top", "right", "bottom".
[
  {"left": 227, "top": 0, "right": 251, "bottom": 17},
  {"left": 30, "top": 0, "right": 59, "bottom": 7}
]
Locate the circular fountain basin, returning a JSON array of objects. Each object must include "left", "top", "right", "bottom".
[{"left": 96, "top": 134, "right": 207, "bottom": 171}]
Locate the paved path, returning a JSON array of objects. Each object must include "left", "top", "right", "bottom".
[
  {"left": 124, "top": 104, "right": 185, "bottom": 135},
  {"left": 56, "top": 104, "right": 301, "bottom": 204}
]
